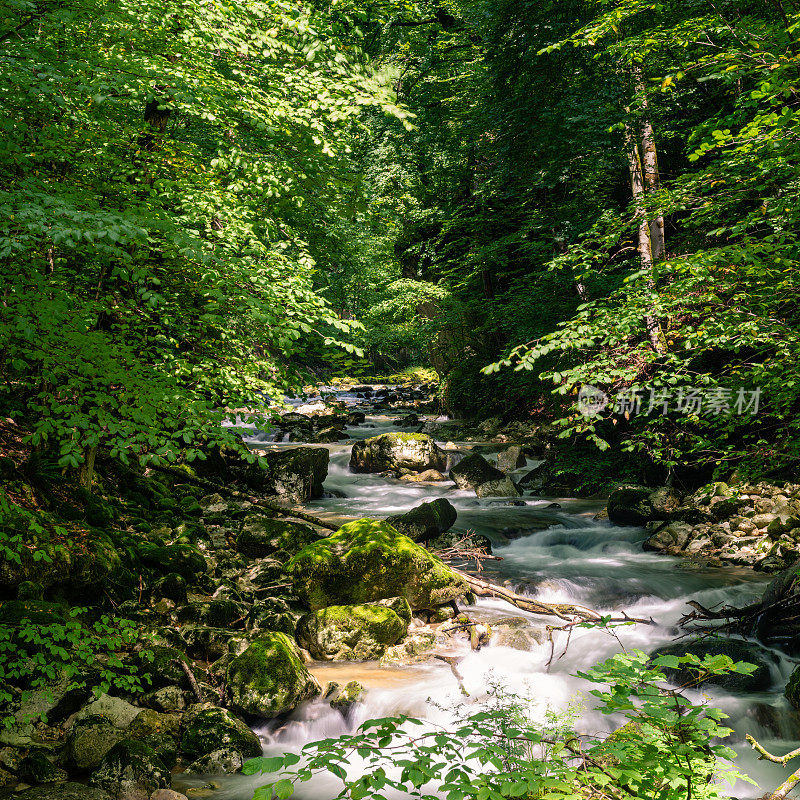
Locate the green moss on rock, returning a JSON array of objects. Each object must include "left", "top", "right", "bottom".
[
  {"left": 225, "top": 632, "right": 320, "bottom": 718},
  {"left": 181, "top": 705, "right": 262, "bottom": 759},
  {"left": 287, "top": 518, "right": 468, "bottom": 611},
  {"left": 236, "top": 517, "right": 319, "bottom": 560},
  {"left": 350, "top": 433, "right": 447, "bottom": 474},
  {"left": 295, "top": 600, "right": 409, "bottom": 661}
]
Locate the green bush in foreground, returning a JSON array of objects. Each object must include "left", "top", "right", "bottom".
[{"left": 244, "top": 649, "right": 757, "bottom": 800}]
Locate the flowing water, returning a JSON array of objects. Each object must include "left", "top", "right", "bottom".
[{"left": 201, "top": 393, "right": 800, "bottom": 799}]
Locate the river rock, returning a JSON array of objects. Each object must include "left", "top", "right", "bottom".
[
  {"left": 386, "top": 499, "right": 457, "bottom": 542},
  {"left": 399, "top": 469, "right": 448, "bottom": 482},
  {"left": 75, "top": 695, "right": 143, "bottom": 729},
  {"left": 236, "top": 517, "right": 319, "bottom": 560},
  {"left": 225, "top": 632, "right": 321, "bottom": 718},
  {"left": 329, "top": 680, "right": 366, "bottom": 715},
  {"left": 449, "top": 453, "right": 503, "bottom": 491},
  {"left": 643, "top": 522, "right": 693, "bottom": 553},
  {"left": 181, "top": 705, "right": 262, "bottom": 761},
  {"left": 450, "top": 454, "right": 521, "bottom": 498},
  {"left": 137, "top": 544, "right": 208, "bottom": 581},
  {"left": 135, "top": 646, "right": 196, "bottom": 692},
  {"left": 295, "top": 599, "right": 410, "bottom": 661},
  {"left": 256, "top": 447, "right": 329, "bottom": 502},
  {"left": 350, "top": 433, "right": 447, "bottom": 474},
  {"left": 66, "top": 716, "right": 127, "bottom": 772},
  {"left": 89, "top": 739, "right": 170, "bottom": 800},
  {"left": 607, "top": 485, "right": 681, "bottom": 526},
  {"left": 287, "top": 518, "right": 468, "bottom": 611},
  {"left": 653, "top": 637, "right": 775, "bottom": 692},
  {"left": 496, "top": 446, "right": 527, "bottom": 473}
]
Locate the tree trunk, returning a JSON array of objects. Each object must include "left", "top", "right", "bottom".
[
  {"left": 625, "top": 122, "right": 666, "bottom": 354},
  {"left": 635, "top": 64, "right": 666, "bottom": 260},
  {"left": 79, "top": 445, "right": 98, "bottom": 491}
]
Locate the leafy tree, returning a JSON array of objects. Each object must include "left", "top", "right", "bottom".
[{"left": 0, "top": 0, "right": 398, "bottom": 481}]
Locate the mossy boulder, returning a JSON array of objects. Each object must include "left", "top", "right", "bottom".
[
  {"left": 177, "top": 599, "right": 244, "bottom": 628},
  {"left": 295, "top": 599, "right": 410, "bottom": 661},
  {"left": 138, "top": 544, "right": 208, "bottom": 580},
  {"left": 66, "top": 716, "right": 126, "bottom": 772},
  {"left": 181, "top": 705, "right": 262, "bottom": 760},
  {"left": 89, "top": 739, "right": 170, "bottom": 798},
  {"left": 236, "top": 517, "right": 319, "bottom": 560},
  {"left": 226, "top": 632, "right": 320, "bottom": 718},
  {"left": 287, "top": 518, "right": 468, "bottom": 612},
  {"left": 136, "top": 646, "right": 197, "bottom": 691},
  {"left": 350, "top": 433, "right": 447, "bottom": 474},
  {"left": 386, "top": 499, "right": 457, "bottom": 543}
]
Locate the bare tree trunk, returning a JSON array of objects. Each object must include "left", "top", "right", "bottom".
[
  {"left": 625, "top": 122, "right": 666, "bottom": 354},
  {"left": 635, "top": 64, "right": 666, "bottom": 260}
]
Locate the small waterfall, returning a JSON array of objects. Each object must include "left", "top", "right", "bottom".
[{"left": 192, "top": 388, "right": 799, "bottom": 800}]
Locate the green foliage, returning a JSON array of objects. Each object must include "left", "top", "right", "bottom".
[
  {"left": 0, "top": 0, "right": 399, "bottom": 470},
  {"left": 0, "top": 608, "right": 148, "bottom": 729},
  {"left": 244, "top": 649, "right": 755, "bottom": 800}
]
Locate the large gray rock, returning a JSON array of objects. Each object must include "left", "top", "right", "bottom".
[
  {"left": 496, "top": 446, "right": 527, "bottom": 473},
  {"left": 386, "top": 499, "right": 457, "bottom": 542},
  {"left": 225, "top": 633, "right": 321, "bottom": 718},
  {"left": 66, "top": 716, "right": 126, "bottom": 772},
  {"left": 259, "top": 447, "right": 329, "bottom": 502},
  {"left": 350, "top": 433, "right": 447, "bottom": 474},
  {"left": 287, "top": 518, "right": 468, "bottom": 612},
  {"left": 449, "top": 454, "right": 521, "bottom": 498},
  {"left": 295, "top": 599, "right": 410, "bottom": 661},
  {"left": 643, "top": 522, "right": 693, "bottom": 553},
  {"left": 606, "top": 485, "right": 681, "bottom": 526},
  {"left": 89, "top": 739, "right": 170, "bottom": 800}
]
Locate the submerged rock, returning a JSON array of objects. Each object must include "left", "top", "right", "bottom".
[
  {"left": 296, "top": 599, "right": 410, "bottom": 661},
  {"left": 225, "top": 632, "right": 321, "bottom": 718},
  {"left": 386, "top": 499, "right": 457, "bottom": 542},
  {"left": 287, "top": 518, "right": 468, "bottom": 612},
  {"left": 350, "top": 433, "right": 447, "bottom": 474}
]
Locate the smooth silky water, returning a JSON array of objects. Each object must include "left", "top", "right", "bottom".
[{"left": 197, "top": 398, "right": 800, "bottom": 799}]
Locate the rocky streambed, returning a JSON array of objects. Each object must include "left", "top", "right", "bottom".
[{"left": 5, "top": 384, "right": 800, "bottom": 800}]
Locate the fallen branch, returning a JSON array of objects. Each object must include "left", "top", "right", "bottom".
[
  {"left": 172, "top": 658, "right": 204, "bottom": 703},
  {"left": 452, "top": 568, "right": 652, "bottom": 625},
  {"left": 747, "top": 735, "right": 800, "bottom": 799},
  {"left": 434, "top": 654, "right": 469, "bottom": 696}
]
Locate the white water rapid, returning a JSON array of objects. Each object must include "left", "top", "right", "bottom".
[{"left": 197, "top": 393, "right": 800, "bottom": 799}]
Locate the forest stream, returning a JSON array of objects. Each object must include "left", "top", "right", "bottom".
[{"left": 177, "top": 388, "right": 800, "bottom": 800}]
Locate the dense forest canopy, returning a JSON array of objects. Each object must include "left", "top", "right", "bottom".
[{"left": 3, "top": 0, "right": 800, "bottom": 482}]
